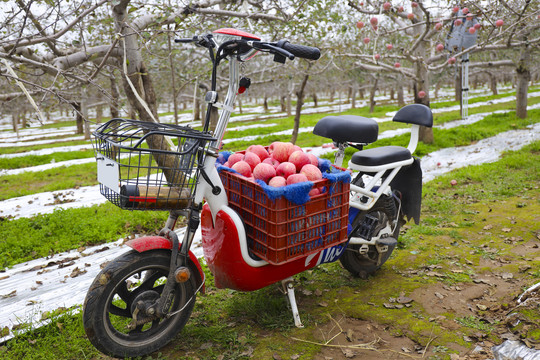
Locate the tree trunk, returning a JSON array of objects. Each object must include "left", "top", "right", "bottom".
[
  {"left": 263, "top": 95, "right": 269, "bottom": 112},
  {"left": 390, "top": 88, "right": 395, "bottom": 100},
  {"left": 291, "top": 74, "right": 309, "bottom": 144},
  {"left": 412, "top": 6, "right": 433, "bottom": 144},
  {"left": 286, "top": 93, "right": 292, "bottom": 116},
  {"left": 82, "top": 95, "right": 90, "bottom": 140},
  {"left": 96, "top": 105, "right": 103, "bottom": 124},
  {"left": 489, "top": 73, "right": 498, "bottom": 95},
  {"left": 167, "top": 25, "right": 179, "bottom": 125},
  {"left": 238, "top": 98, "right": 243, "bottom": 114},
  {"left": 397, "top": 84, "right": 405, "bottom": 107},
  {"left": 516, "top": 41, "right": 531, "bottom": 119},
  {"left": 110, "top": 76, "right": 120, "bottom": 119},
  {"left": 112, "top": 0, "right": 181, "bottom": 184},
  {"left": 11, "top": 111, "right": 19, "bottom": 133},
  {"left": 312, "top": 93, "right": 318, "bottom": 107},
  {"left": 73, "top": 102, "right": 83, "bottom": 134},
  {"left": 351, "top": 85, "right": 357, "bottom": 109},
  {"left": 369, "top": 77, "right": 378, "bottom": 113}
]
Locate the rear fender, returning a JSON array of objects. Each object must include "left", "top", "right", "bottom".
[
  {"left": 126, "top": 236, "right": 205, "bottom": 293},
  {"left": 389, "top": 157, "right": 422, "bottom": 225}
]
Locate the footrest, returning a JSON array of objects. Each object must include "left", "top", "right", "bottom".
[{"left": 376, "top": 237, "right": 397, "bottom": 247}]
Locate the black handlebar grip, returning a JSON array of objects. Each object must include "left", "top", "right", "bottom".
[{"left": 280, "top": 41, "right": 321, "bottom": 60}]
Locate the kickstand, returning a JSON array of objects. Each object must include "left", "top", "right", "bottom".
[{"left": 281, "top": 277, "right": 304, "bottom": 328}]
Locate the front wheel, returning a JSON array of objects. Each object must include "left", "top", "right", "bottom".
[{"left": 83, "top": 250, "right": 197, "bottom": 358}]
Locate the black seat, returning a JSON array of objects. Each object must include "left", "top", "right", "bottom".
[
  {"left": 393, "top": 104, "right": 433, "bottom": 127},
  {"left": 350, "top": 146, "right": 411, "bottom": 167},
  {"left": 313, "top": 115, "right": 378, "bottom": 144}
]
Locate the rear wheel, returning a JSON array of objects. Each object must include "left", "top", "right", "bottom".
[
  {"left": 340, "top": 194, "right": 400, "bottom": 278},
  {"left": 83, "top": 250, "right": 197, "bottom": 358}
]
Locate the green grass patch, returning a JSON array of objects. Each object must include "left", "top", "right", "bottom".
[
  {"left": 0, "top": 162, "right": 98, "bottom": 200},
  {"left": 0, "top": 149, "right": 94, "bottom": 170},
  {"left": 0, "top": 202, "right": 168, "bottom": 268}
]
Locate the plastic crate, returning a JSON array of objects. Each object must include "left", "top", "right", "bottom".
[{"left": 220, "top": 169, "right": 350, "bottom": 265}]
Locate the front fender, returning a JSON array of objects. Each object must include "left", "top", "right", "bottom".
[{"left": 126, "top": 236, "right": 205, "bottom": 293}]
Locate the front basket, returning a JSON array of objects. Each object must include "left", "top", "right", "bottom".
[{"left": 92, "top": 118, "right": 215, "bottom": 211}]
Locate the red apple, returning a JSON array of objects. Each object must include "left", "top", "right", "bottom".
[
  {"left": 436, "top": 43, "right": 444, "bottom": 51},
  {"left": 418, "top": 90, "right": 426, "bottom": 98},
  {"left": 363, "top": 37, "right": 370, "bottom": 44},
  {"left": 223, "top": 161, "right": 230, "bottom": 167},
  {"left": 288, "top": 150, "right": 311, "bottom": 172},
  {"left": 370, "top": 17, "right": 378, "bottom": 26},
  {"left": 394, "top": 62, "right": 401, "bottom": 68},
  {"left": 411, "top": 1, "right": 418, "bottom": 8},
  {"left": 243, "top": 151, "right": 261, "bottom": 170},
  {"left": 374, "top": 53, "right": 381, "bottom": 60},
  {"left": 383, "top": 2, "right": 391, "bottom": 11},
  {"left": 474, "top": 23, "right": 481, "bottom": 30},
  {"left": 253, "top": 163, "right": 276, "bottom": 183},
  {"left": 386, "top": 43, "right": 393, "bottom": 50},
  {"left": 450, "top": 179, "right": 458, "bottom": 186},
  {"left": 300, "top": 164, "right": 323, "bottom": 181},
  {"left": 435, "top": 22, "right": 443, "bottom": 31},
  {"left": 407, "top": 13, "right": 415, "bottom": 20},
  {"left": 468, "top": 27, "right": 476, "bottom": 34},
  {"left": 307, "top": 153, "right": 319, "bottom": 166},
  {"left": 309, "top": 188, "right": 321, "bottom": 197},
  {"left": 228, "top": 153, "right": 244, "bottom": 167},
  {"left": 247, "top": 145, "right": 269, "bottom": 161},
  {"left": 495, "top": 19, "right": 504, "bottom": 27},
  {"left": 269, "top": 141, "right": 294, "bottom": 163},
  {"left": 356, "top": 21, "right": 365, "bottom": 29},
  {"left": 448, "top": 57, "right": 456, "bottom": 64},
  {"left": 292, "top": 145, "right": 302, "bottom": 153},
  {"left": 452, "top": 6, "right": 459, "bottom": 13},
  {"left": 262, "top": 157, "right": 280, "bottom": 169},
  {"left": 268, "top": 176, "right": 287, "bottom": 187},
  {"left": 397, "top": 5, "right": 404, "bottom": 12},
  {"left": 454, "top": 19, "right": 463, "bottom": 26},
  {"left": 372, "top": 25, "right": 378, "bottom": 31},
  {"left": 462, "top": 7, "right": 469, "bottom": 14},
  {"left": 276, "top": 162, "right": 296, "bottom": 179},
  {"left": 286, "top": 173, "right": 308, "bottom": 185},
  {"left": 232, "top": 160, "right": 252, "bottom": 177}
]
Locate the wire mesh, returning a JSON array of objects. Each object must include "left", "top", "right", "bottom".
[{"left": 92, "top": 118, "right": 215, "bottom": 211}]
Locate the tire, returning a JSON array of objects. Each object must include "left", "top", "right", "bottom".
[
  {"left": 340, "top": 194, "right": 400, "bottom": 278},
  {"left": 83, "top": 250, "right": 197, "bottom": 358}
]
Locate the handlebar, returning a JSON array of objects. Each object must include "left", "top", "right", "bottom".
[
  {"left": 276, "top": 40, "right": 321, "bottom": 61},
  {"left": 175, "top": 33, "right": 320, "bottom": 62}
]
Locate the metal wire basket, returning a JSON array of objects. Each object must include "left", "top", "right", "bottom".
[{"left": 92, "top": 118, "right": 216, "bottom": 211}]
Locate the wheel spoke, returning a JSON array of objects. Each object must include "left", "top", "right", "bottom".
[
  {"left": 116, "top": 282, "right": 132, "bottom": 305},
  {"left": 138, "top": 271, "right": 165, "bottom": 292},
  {"left": 109, "top": 304, "right": 131, "bottom": 318}
]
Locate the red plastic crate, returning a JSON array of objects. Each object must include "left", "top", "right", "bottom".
[{"left": 219, "top": 169, "right": 350, "bottom": 265}]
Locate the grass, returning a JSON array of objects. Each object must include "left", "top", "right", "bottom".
[
  {"left": 0, "top": 140, "right": 539, "bottom": 359},
  {"left": 1, "top": 87, "right": 540, "bottom": 359},
  {"left": 0, "top": 202, "right": 169, "bottom": 268}
]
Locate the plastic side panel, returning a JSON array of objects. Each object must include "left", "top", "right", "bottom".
[
  {"left": 126, "top": 236, "right": 205, "bottom": 293},
  {"left": 201, "top": 205, "right": 330, "bottom": 291}
]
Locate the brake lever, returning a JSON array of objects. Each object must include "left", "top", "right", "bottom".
[{"left": 250, "top": 41, "right": 295, "bottom": 61}]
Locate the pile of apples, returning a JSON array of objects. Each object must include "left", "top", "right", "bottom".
[{"left": 221, "top": 141, "right": 325, "bottom": 195}]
